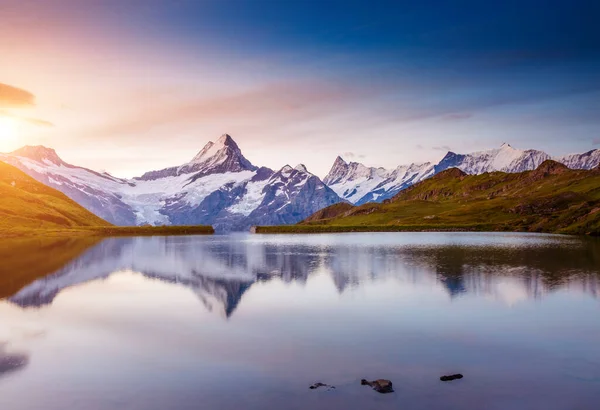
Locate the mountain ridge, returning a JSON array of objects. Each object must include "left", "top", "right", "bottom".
[
  {"left": 1, "top": 134, "right": 341, "bottom": 232},
  {"left": 325, "top": 144, "right": 600, "bottom": 206},
  {"left": 296, "top": 160, "right": 600, "bottom": 235},
  {"left": 3, "top": 136, "right": 600, "bottom": 232}
]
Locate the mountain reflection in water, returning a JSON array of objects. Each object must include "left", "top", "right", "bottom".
[{"left": 4, "top": 233, "right": 599, "bottom": 317}]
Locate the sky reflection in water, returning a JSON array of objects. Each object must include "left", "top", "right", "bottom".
[{"left": 0, "top": 232, "right": 599, "bottom": 410}]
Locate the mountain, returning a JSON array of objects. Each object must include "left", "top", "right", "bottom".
[
  {"left": 433, "top": 143, "right": 551, "bottom": 174},
  {"left": 323, "top": 156, "right": 435, "bottom": 205},
  {"left": 296, "top": 160, "right": 600, "bottom": 235},
  {"left": 0, "top": 161, "right": 110, "bottom": 231},
  {"left": 0, "top": 134, "right": 343, "bottom": 232},
  {"left": 324, "top": 144, "right": 600, "bottom": 205},
  {"left": 556, "top": 149, "right": 600, "bottom": 170},
  {"left": 137, "top": 134, "right": 257, "bottom": 181}
]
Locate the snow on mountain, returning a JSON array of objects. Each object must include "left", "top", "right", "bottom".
[
  {"left": 137, "top": 134, "right": 257, "bottom": 181},
  {"left": 323, "top": 156, "right": 393, "bottom": 204},
  {"left": 355, "top": 162, "right": 435, "bottom": 204},
  {"left": 324, "top": 156, "right": 434, "bottom": 205},
  {"left": 324, "top": 143, "right": 599, "bottom": 205},
  {"left": 434, "top": 143, "right": 551, "bottom": 175},
  {"left": 556, "top": 149, "right": 600, "bottom": 170},
  {"left": 0, "top": 134, "right": 344, "bottom": 231},
  {"left": 241, "top": 163, "right": 342, "bottom": 226}
]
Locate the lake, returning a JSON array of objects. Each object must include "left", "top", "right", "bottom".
[{"left": 0, "top": 232, "right": 599, "bottom": 410}]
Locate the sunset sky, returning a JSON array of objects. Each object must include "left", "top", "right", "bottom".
[{"left": 0, "top": 0, "right": 598, "bottom": 178}]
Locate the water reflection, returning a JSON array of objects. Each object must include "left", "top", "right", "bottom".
[
  {"left": 0, "top": 344, "right": 28, "bottom": 378},
  {"left": 1, "top": 233, "right": 599, "bottom": 410},
  {"left": 3, "top": 233, "right": 600, "bottom": 317}
]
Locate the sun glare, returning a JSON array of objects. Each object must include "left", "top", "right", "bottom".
[{"left": 0, "top": 117, "right": 19, "bottom": 149}]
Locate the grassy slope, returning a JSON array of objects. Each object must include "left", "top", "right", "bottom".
[
  {"left": 256, "top": 161, "right": 600, "bottom": 235},
  {"left": 0, "top": 161, "right": 214, "bottom": 237},
  {"left": 0, "top": 161, "right": 110, "bottom": 230}
]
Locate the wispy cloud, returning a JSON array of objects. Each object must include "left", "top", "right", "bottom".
[
  {"left": 432, "top": 145, "right": 452, "bottom": 152},
  {"left": 86, "top": 80, "right": 383, "bottom": 140},
  {"left": 0, "top": 110, "right": 54, "bottom": 127},
  {"left": 0, "top": 83, "right": 35, "bottom": 107},
  {"left": 343, "top": 151, "right": 366, "bottom": 160}
]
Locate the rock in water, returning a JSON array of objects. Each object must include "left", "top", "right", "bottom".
[
  {"left": 361, "top": 379, "right": 394, "bottom": 394},
  {"left": 309, "top": 382, "right": 335, "bottom": 390},
  {"left": 440, "top": 374, "right": 464, "bottom": 382}
]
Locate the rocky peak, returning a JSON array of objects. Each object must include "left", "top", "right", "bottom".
[
  {"left": 11, "top": 145, "right": 64, "bottom": 165},
  {"left": 138, "top": 134, "right": 256, "bottom": 181},
  {"left": 190, "top": 133, "right": 242, "bottom": 164},
  {"left": 324, "top": 156, "right": 349, "bottom": 185},
  {"left": 294, "top": 164, "right": 309, "bottom": 173}
]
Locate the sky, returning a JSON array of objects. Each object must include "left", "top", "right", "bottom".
[{"left": 0, "top": 0, "right": 599, "bottom": 178}]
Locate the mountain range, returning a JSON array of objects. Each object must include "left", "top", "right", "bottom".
[
  {"left": 0, "top": 134, "right": 340, "bottom": 232},
  {"left": 1, "top": 134, "right": 599, "bottom": 231},
  {"left": 326, "top": 143, "right": 600, "bottom": 205},
  {"left": 297, "top": 160, "right": 600, "bottom": 235}
]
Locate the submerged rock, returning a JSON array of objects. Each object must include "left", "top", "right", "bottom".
[
  {"left": 309, "top": 382, "right": 335, "bottom": 390},
  {"left": 440, "top": 374, "right": 463, "bottom": 382},
  {"left": 361, "top": 379, "right": 394, "bottom": 394}
]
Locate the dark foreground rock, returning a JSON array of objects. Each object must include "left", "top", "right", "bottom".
[
  {"left": 440, "top": 374, "right": 464, "bottom": 381},
  {"left": 361, "top": 379, "right": 394, "bottom": 393}
]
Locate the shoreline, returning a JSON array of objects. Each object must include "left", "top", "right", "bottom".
[
  {"left": 0, "top": 225, "right": 215, "bottom": 238},
  {"left": 251, "top": 224, "right": 599, "bottom": 236}
]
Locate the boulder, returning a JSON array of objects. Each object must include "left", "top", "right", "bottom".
[
  {"left": 361, "top": 379, "right": 394, "bottom": 394},
  {"left": 440, "top": 374, "right": 463, "bottom": 382}
]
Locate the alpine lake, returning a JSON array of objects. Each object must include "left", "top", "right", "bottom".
[{"left": 0, "top": 232, "right": 599, "bottom": 410}]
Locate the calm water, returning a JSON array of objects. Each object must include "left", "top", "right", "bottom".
[{"left": 1, "top": 232, "right": 599, "bottom": 410}]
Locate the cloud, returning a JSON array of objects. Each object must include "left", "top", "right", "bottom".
[
  {"left": 593, "top": 138, "right": 600, "bottom": 146},
  {"left": 343, "top": 151, "right": 366, "bottom": 159},
  {"left": 87, "top": 80, "right": 384, "bottom": 140},
  {"left": 22, "top": 117, "right": 54, "bottom": 127},
  {"left": 0, "top": 83, "right": 35, "bottom": 107},
  {"left": 0, "top": 110, "right": 54, "bottom": 127},
  {"left": 432, "top": 145, "right": 452, "bottom": 152}
]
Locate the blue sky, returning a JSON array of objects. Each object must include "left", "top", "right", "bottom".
[{"left": 0, "top": 0, "right": 598, "bottom": 177}]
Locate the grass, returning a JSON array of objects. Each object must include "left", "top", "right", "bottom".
[
  {"left": 0, "top": 161, "right": 214, "bottom": 237},
  {"left": 256, "top": 161, "right": 600, "bottom": 236}
]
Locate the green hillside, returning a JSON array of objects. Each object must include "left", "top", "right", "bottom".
[
  {"left": 257, "top": 161, "right": 600, "bottom": 235},
  {"left": 0, "top": 161, "right": 111, "bottom": 231},
  {"left": 0, "top": 161, "right": 215, "bottom": 237}
]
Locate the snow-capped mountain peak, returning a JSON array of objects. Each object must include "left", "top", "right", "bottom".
[
  {"left": 190, "top": 133, "right": 238, "bottom": 163},
  {"left": 556, "top": 149, "right": 600, "bottom": 170},
  {"left": 0, "top": 134, "right": 344, "bottom": 232},
  {"left": 434, "top": 143, "right": 550, "bottom": 175},
  {"left": 11, "top": 145, "right": 64, "bottom": 165},
  {"left": 138, "top": 134, "right": 257, "bottom": 181}
]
